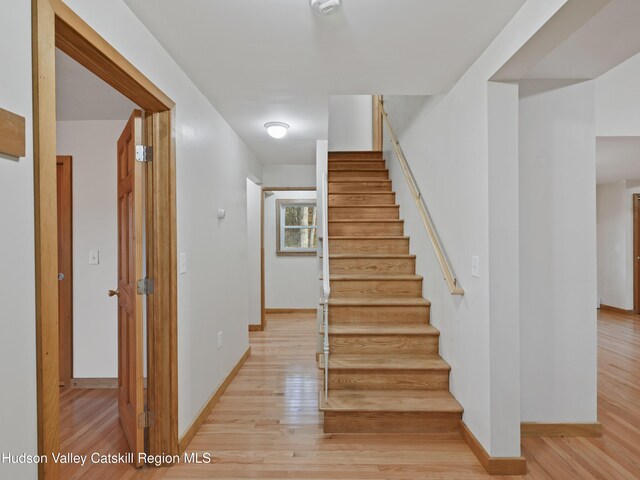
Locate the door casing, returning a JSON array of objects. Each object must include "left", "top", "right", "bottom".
[
  {"left": 32, "top": 1, "right": 178, "bottom": 478},
  {"left": 634, "top": 194, "right": 640, "bottom": 314},
  {"left": 258, "top": 186, "right": 317, "bottom": 331}
]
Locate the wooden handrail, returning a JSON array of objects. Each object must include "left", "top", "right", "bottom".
[{"left": 378, "top": 99, "right": 464, "bottom": 296}]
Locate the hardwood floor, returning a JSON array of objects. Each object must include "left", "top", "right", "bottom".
[
  {"left": 59, "top": 310, "right": 640, "bottom": 479},
  {"left": 59, "top": 388, "right": 160, "bottom": 480}
]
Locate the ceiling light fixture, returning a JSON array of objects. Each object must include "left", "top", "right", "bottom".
[
  {"left": 264, "top": 122, "right": 289, "bottom": 139},
  {"left": 310, "top": 0, "right": 342, "bottom": 15}
]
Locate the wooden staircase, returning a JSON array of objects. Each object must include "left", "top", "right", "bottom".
[{"left": 319, "top": 151, "right": 463, "bottom": 433}]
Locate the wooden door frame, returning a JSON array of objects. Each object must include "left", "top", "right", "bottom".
[
  {"left": 56, "top": 155, "right": 73, "bottom": 388},
  {"left": 33, "top": 1, "right": 178, "bottom": 478},
  {"left": 372, "top": 95, "right": 383, "bottom": 151},
  {"left": 634, "top": 194, "right": 640, "bottom": 314},
  {"left": 257, "top": 187, "right": 317, "bottom": 331}
]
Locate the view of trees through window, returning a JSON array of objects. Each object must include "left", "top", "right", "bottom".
[{"left": 283, "top": 204, "right": 317, "bottom": 250}]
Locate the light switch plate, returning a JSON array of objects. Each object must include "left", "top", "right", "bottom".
[
  {"left": 217, "top": 331, "right": 223, "bottom": 350},
  {"left": 471, "top": 256, "right": 480, "bottom": 278},
  {"left": 179, "top": 253, "right": 187, "bottom": 274},
  {"left": 89, "top": 250, "right": 99, "bottom": 265}
]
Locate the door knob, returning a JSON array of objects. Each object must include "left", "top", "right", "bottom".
[
  {"left": 58, "top": 273, "right": 65, "bottom": 281},
  {"left": 108, "top": 289, "right": 120, "bottom": 297}
]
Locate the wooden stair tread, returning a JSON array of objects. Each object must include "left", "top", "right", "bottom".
[
  {"left": 329, "top": 205, "right": 398, "bottom": 208},
  {"left": 327, "top": 274, "right": 422, "bottom": 281},
  {"left": 329, "top": 235, "right": 409, "bottom": 240},
  {"left": 329, "top": 170, "right": 388, "bottom": 175},
  {"left": 327, "top": 324, "right": 438, "bottom": 335},
  {"left": 325, "top": 254, "right": 416, "bottom": 259},
  {"left": 329, "top": 151, "right": 383, "bottom": 156},
  {"left": 328, "top": 297, "right": 431, "bottom": 306},
  {"left": 319, "top": 389, "right": 462, "bottom": 413},
  {"left": 321, "top": 353, "right": 450, "bottom": 370},
  {"left": 328, "top": 179, "right": 391, "bottom": 183},
  {"left": 329, "top": 219, "right": 403, "bottom": 223}
]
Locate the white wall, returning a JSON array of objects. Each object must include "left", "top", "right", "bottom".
[
  {"left": 57, "top": 120, "right": 127, "bottom": 378},
  {"left": 382, "top": 0, "right": 577, "bottom": 458},
  {"left": 0, "top": 1, "right": 38, "bottom": 478},
  {"left": 264, "top": 191, "right": 318, "bottom": 309},
  {"left": 328, "top": 95, "right": 373, "bottom": 151},
  {"left": 597, "top": 181, "right": 627, "bottom": 309},
  {"left": 519, "top": 80, "right": 598, "bottom": 423},
  {"left": 487, "top": 81, "right": 521, "bottom": 454},
  {"left": 246, "top": 178, "right": 262, "bottom": 326},
  {"left": 596, "top": 52, "right": 640, "bottom": 136},
  {"left": 596, "top": 180, "right": 640, "bottom": 310},
  {"left": 24, "top": 0, "right": 263, "bottom": 444},
  {"left": 263, "top": 165, "right": 315, "bottom": 187}
]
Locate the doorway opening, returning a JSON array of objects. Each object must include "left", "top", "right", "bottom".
[
  {"left": 33, "top": 2, "right": 178, "bottom": 478},
  {"left": 55, "top": 46, "right": 150, "bottom": 473},
  {"left": 258, "top": 187, "right": 317, "bottom": 330}
]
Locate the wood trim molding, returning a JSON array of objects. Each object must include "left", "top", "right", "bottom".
[
  {"left": 33, "top": 1, "right": 179, "bottom": 477},
  {"left": 178, "top": 346, "right": 251, "bottom": 454},
  {"left": 71, "top": 378, "right": 118, "bottom": 389},
  {"left": 372, "top": 95, "right": 383, "bottom": 151},
  {"left": 599, "top": 304, "right": 634, "bottom": 315},
  {"left": 50, "top": 0, "right": 174, "bottom": 112},
  {"left": 261, "top": 190, "right": 266, "bottom": 331},
  {"left": 265, "top": 308, "right": 317, "bottom": 314},
  {"left": 0, "top": 107, "right": 26, "bottom": 157},
  {"left": 459, "top": 421, "right": 526, "bottom": 476},
  {"left": 249, "top": 324, "right": 264, "bottom": 332},
  {"left": 521, "top": 422, "right": 603, "bottom": 437},
  {"left": 32, "top": 2, "right": 61, "bottom": 478},
  {"left": 145, "top": 109, "right": 179, "bottom": 458}
]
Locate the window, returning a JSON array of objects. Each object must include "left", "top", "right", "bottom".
[{"left": 276, "top": 199, "right": 317, "bottom": 256}]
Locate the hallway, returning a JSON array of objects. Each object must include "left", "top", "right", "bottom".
[
  {"left": 60, "top": 311, "right": 640, "bottom": 479},
  {"left": 174, "top": 312, "right": 489, "bottom": 479}
]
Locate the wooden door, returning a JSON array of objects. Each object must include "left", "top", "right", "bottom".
[
  {"left": 57, "top": 155, "right": 73, "bottom": 387},
  {"left": 115, "top": 110, "right": 146, "bottom": 466},
  {"left": 634, "top": 194, "right": 640, "bottom": 314}
]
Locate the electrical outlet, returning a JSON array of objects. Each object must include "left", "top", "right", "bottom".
[{"left": 217, "top": 331, "right": 223, "bottom": 350}]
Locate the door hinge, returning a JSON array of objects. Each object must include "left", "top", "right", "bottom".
[
  {"left": 137, "top": 278, "right": 154, "bottom": 295},
  {"left": 135, "top": 145, "right": 153, "bottom": 162},
  {"left": 138, "top": 410, "right": 155, "bottom": 428}
]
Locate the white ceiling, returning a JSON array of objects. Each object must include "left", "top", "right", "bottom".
[
  {"left": 597, "top": 137, "right": 640, "bottom": 184},
  {"left": 524, "top": 0, "right": 640, "bottom": 80},
  {"left": 56, "top": 49, "right": 138, "bottom": 122},
  {"left": 124, "top": 0, "right": 526, "bottom": 165}
]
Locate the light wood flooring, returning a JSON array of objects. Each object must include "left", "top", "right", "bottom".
[{"left": 59, "top": 310, "right": 640, "bottom": 479}]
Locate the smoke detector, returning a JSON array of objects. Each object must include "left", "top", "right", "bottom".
[{"left": 310, "top": 0, "right": 342, "bottom": 15}]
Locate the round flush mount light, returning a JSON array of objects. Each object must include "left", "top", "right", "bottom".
[
  {"left": 264, "top": 122, "right": 289, "bottom": 139},
  {"left": 310, "top": 0, "right": 342, "bottom": 15}
]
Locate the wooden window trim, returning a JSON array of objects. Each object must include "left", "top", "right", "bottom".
[
  {"left": 32, "top": 1, "right": 178, "bottom": 478},
  {"left": 275, "top": 199, "right": 318, "bottom": 257}
]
